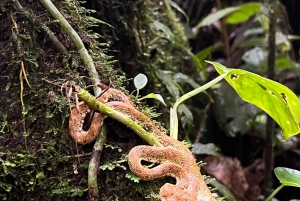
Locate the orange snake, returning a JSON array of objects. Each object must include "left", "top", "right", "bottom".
[{"left": 69, "top": 83, "right": 215, "bottom": 201}]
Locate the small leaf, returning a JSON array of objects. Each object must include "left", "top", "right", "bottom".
[
  {"left": 126, "top": 172, "right": 140, "bottom": 183},
  {"left": 152, "top": 21, "right": 175, "bottom": 43},
  {"left": 226, "top": 3, "right": 261, "bottom": 24},
  {"left": 139, "top": 93, "right": 167, "bottom": 106},
  {"left": 17, "top": 153, "right": 26, "bottom": 158},
  {"left": 134, "top": 73, "right": 148, "bottom": 90},
  {"left": 100, "top": 162, "right": 115, "bottom": 171},
  {"left": 274, "top": 167, "right": 300, "bottom": 187},
  {"left": 36, "top": 172, "right": 45, "bottom": 179}
]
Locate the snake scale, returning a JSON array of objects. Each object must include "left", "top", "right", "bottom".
[{"left": 69, "top": 83, "right": 215, "bottom": 201}]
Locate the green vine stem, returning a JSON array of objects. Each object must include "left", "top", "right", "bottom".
[
  {"left": 170, "top": 73, "right": 227, "bottom": 139},
  {"left": 40, "top": 0, "right": 101, "bottom": 95},
  {"left": 265, "top": 184, "right": 284, "bottom": 201},
  {"left": 74, "top": 86, "right": 164, "bottom": 147}
]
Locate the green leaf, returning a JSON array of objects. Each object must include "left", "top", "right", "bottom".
[
  {"left": 170, "top": 1, "right": 189, "bottom": 24},
  {"left": 275, "top": 55, "right": 293, "bottom": 70},
  {"left": 192, "top": 143, "right": 220, "bottom": 157},
  {"left": 134, "top": 73, "right": 148, "bottom": 90},
  {"left": 36, "top": 172, "right": 45, "bottom": 179},
  {"left": 240, "top": 37, "right": 266, "bottom": 47},
  {"left": 156, "top": 70, "right": 180, "bottom": 99},
  {"left": 274, "top": 167, "right": 300, "bottom": 187},
  {"left": 226, "top": 3, "right": 262, "bottom": 24},
  {"left": 195, "top": 7, "right": 239, "bottom": 28},
  {"left": 152, "top": 21, "right": 175, "bottom": 43},
  {"left": 87, "top": 17, "right": 114, "bottom": 28},
  {"left": 207, "top": 61, "right": 300, "bottom": 139},
  {"left": 139, "top": 93, "right": 167, "bottom": 106},
  {"left": 100, "top": 162, "right": 115, "bottom": 171},
  {"left": 178, "top": 104, "right": 193, "bottom": 129},
  {"left": 3, "top": 161, "right": 16, "bottom": 167},
  {"left": 17, "top": 153, "right": 26, "bottom": 158}
]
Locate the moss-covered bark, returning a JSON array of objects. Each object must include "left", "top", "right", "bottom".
[{"left": 0, "top": 0, "right": 193, "bottom": 200}]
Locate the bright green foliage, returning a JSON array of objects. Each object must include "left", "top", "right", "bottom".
[
  {"left": 208, "top": 61, "right": 300, "bottom": 139},
  {"left": 274, "top": 167, "right": 300, "bottom": 188},
  {"left": 226, "top": 3, "right": 261, "bottom": 24}
]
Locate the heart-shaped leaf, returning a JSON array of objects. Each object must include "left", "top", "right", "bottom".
[
  {"left": 274, "top": 167, "right": 300, "bottom": 187},
  {"left": 207, "top": 61, "right": 300, "bottom": 139}
]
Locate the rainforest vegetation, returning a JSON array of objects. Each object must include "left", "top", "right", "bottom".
[{"left": 0, "top": 0, "right": 300, "bottom": 200}]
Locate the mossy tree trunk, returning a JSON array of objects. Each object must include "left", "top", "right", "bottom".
[{"left": 0, "top": 0, "right": 195, "bottom": 200}]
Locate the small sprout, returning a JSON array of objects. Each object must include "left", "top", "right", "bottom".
[
  {"left": 100, "top": 162, "right": 115, "bottom": 171},
  {"left": 139, "top": 93, "right": 167, "bottom": 106},
  {"left": 125, "top": 172, "right": 140, "bottom": 183},
  {"left": 36, "top": 172, "right": 45, "bottom": 179}
]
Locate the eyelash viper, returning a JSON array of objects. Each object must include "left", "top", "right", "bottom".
[{"left": 69, "top": 83, "right": 215, "bottom": 201}]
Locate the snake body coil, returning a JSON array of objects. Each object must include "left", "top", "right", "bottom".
[{"left": 69, "top": 84, "right": 215, "bottom": 201}]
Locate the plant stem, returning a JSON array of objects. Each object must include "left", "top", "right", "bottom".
[
  {"left": 265, "top": 185, "right": 284, "bottom": 201},
  {"left": 264, "top": 0, "right": 276, "bottom": 196},
  {"left": 170, "top": 73, "right": 226, "bottom": 139}
]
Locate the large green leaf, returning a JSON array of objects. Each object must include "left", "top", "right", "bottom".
[
  {"left": 207, "top": 61, "right": 300, "bottom": 139},
  {"left": 274, "top": 167, "right": 300, "bottom": 187},
  {"left": 226, "top": 2, "right": 261, "bottom": 24},
  {"left": 194, "top": 7, "right": 239, "bottom": 30}
]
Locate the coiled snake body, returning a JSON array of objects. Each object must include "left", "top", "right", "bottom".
[{"left": 69, "top": 84, "right": 214, "bottom": 201}]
